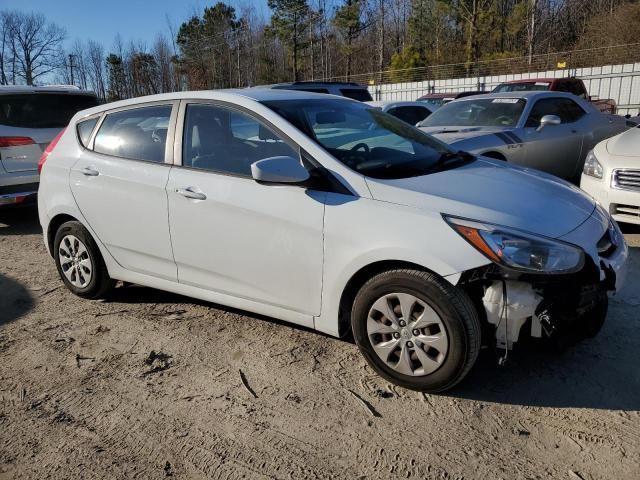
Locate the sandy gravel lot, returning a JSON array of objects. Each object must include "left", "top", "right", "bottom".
[{"left": 1, "top": 207, "right": 639, "bottom": 480}]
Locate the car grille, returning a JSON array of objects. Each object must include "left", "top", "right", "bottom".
[
  {"left": 612, "top": 169, "right": 640, "bottom": 192},
  {"left": 612, "top": 204, "right": 640, "bottom": 222}
]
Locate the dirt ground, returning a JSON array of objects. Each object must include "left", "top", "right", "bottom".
[{"left": 0, "top": 207, "right": 638, "bottom": 480}]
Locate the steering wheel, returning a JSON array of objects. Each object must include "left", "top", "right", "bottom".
[
  {"left": 495, "top": 115, "right": 512, "bottom": 126},
  {"left": 350, "top": 143, "right": 370, "bottom": 154}
]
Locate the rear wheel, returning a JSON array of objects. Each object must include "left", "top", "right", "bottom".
[
  {"left": 54, "top": 221, "right": 114, "bottom": 299},
  {"left": 351, "top": 269, "right": 481, "bottom": 392}
]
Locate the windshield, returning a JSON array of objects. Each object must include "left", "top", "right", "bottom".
[
  {"left": 419, "top": 98, "right": 526, "bottom": 128},
  {"left": 261, "top": 98, "right": 467, "bottom": 180},
  {"left": 493, "top": 82, "right": 550, "bottom": 93},
  {"left": 0, "top": 93, "right": 98, "bottom": 129}
]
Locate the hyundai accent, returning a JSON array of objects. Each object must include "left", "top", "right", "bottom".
[{"left": 38, "top": 90, "right": 628, "bottom": 392}]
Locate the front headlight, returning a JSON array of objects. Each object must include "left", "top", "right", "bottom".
[
  {"left": 445, "top": 216, "right": 585, "bottom": 274},
  {"left": 583, "top": 150, "right": 603, "bottom": 179}
]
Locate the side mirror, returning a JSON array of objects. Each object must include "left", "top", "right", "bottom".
[
  {"left": 537, "top": 114, "right": 561, "bottom": 132},
  {"left": 251, "top": 156, "right": 310, "bottom": 185}
]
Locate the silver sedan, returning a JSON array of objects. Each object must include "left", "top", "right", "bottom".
[{"left": 418, "top": 91, "right": 628, "bottom": 180}]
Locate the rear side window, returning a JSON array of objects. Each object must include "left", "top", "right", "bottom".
[
  {"left": 77, "top": 117, "right": 99, "bottom": 147},
  {"left": 93, "top": 105, "right": 172, "bottom": 163},
  {"left": 0, "top": 93, "right": 98, "bottom": 129},
  {"left": 339, "top": 88, "right": 373, "bottom": 102}
]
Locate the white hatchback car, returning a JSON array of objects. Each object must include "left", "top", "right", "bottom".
[
  {"left": 39, "top": 90, "right": 628, "bottom": 392},
  {"left": 581, "top": 125, "right": 640, "bottom": 225}
]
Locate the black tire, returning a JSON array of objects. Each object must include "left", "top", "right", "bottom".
[
  {"left": 580, "top": 296, "right": 608, "bottom": 338},
  {"left": 351, "top": 269, "right": 481, "bottom": 393},
  {"left": 53, "top": 221, "right": 114, "bottom": 299}
]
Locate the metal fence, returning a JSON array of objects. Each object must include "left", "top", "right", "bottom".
[{"left": 328, "top": 44, "right": 640, "bottom": 115}]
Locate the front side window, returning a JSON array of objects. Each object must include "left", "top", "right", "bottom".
[
  {"left": 93, "top": 105, "right": 172, "bottom": 162},
  {"left": 263, "top": 98, "right": 461, "bottom": 180},
  {"left": 182, "top": 104, "right": 298, "bottom": 177},
  {"left": 525, "top": 98, "right": 586, "bottom": 127},
  {"left": 420, "top": 98, "right": 526, "bottom": 128}
]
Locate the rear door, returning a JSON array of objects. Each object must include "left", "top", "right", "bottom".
[
  {"left": 69, "top": 102, "right": 179, "bottom": 281},
  {"left": 0, "top": 93, "right": 98, "bottom": 173},
  {"left": 523, "top": 97, "right": 586, "bottom": 179}
]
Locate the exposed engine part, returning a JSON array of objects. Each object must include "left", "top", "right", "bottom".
[{"left": 482, "top": 281, "right": 543, "bottom": 350}]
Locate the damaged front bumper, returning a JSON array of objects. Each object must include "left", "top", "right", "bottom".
[{"left": 462, "top": 207, "right": 628, "bottom": 350}]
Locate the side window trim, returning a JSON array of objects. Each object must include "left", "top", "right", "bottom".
[
  {"left": 89, "top": 101, "right": 179, "bottom": 165},
  {"left": 174, "top": 99, "right": 301, "bottom": 171},
  {"left": 77, "top": 113, "right": 103, "bottom": 150}
]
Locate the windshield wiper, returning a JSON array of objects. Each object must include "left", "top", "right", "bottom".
[{"left": 430, "top": 150, "right": 475, "bottom": 171}]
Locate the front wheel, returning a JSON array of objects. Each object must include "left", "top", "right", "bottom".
[{"left": 351, "top": 269, "right": 481, "bottom": 392}]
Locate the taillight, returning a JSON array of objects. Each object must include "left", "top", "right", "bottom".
[
  {"left": 0, "top": 136, "right": 35, "bottom": 147},
  {"left": 38, "top": 128, "right": 66, "bottom": 174}
]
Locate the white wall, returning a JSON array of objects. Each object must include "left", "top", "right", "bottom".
[{"left": 369, "top": 62, "right": 640, "bottom": 116}]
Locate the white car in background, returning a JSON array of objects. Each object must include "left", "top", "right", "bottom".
[
  {"left": 38, "top": 89, "right": 627, "bottom": 392},
  {"left": 581, "top": 125, "right": 640, "bottom": 224},
  {"left": 0, "top": 85, "right": 98, "bottom": 206},
  {"left": 366, "top": 101, "right": 436, "bottom": 126}
]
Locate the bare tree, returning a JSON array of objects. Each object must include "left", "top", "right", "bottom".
[{"left": 6, "top": 11, "right": 65, "bottom": 85}]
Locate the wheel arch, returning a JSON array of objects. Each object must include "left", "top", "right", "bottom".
[
  {"left": 337, "top": 260, "right": 442, "bottom": 338},
  {"left": 47, "top": 213, "right": 81, "bottom": 257}
]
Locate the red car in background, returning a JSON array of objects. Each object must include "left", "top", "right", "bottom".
[{"left": 493, "top": 77, "right": 617, "bottom": 114}]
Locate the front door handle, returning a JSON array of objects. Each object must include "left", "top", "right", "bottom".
[
  {"left": 176, "top": 187, "right": 206, "bottom": 200},
  {"left": 81, "top": 167, "right": 99, "bottom": 177}
]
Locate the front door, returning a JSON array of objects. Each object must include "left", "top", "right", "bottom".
[
  {"left": 70, "top": 103, "right": 178, "bottom": 281},
  {"left": 523, "top": 97, "right": 585, "bottom": 179},
  {"left": 166, "top": 102, "right": 325, "bottom": 318}
]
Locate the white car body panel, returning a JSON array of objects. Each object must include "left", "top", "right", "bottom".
[
  {"left": 166, "top": 168, "right": 326, "bottom": 316},
  {"left": 581, "top": 127, "right": 640, "bottom": 225},
  {"left": 39, "top": 89, "right": 628, "bottom": 340}
]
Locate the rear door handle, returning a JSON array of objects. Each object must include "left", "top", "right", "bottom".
[
  {"left": 81, "top": 167, "right": 99, "bottom": 177},
  {"left": 176, "top": 187, "right": 206, "bottom": 200}
]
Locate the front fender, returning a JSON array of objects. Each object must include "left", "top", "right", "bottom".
[{"left": 314, "top": 195, "right": 489, "bottom": 336}]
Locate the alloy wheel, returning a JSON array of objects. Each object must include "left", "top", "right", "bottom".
[
  {"left": 367, "top": 293, "right": 449, "bottom": 376},
  {"left": 58, "top": 234, "right": 93, "bottom": 288}
]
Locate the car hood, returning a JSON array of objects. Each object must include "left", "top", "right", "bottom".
[
  {"left": 606, "top": 127, "right": 640, "bottom": 158},
  {"left": 365, "top": 158, "right": 596, "bottom": 239},
  {"left": 419, "top": 126, "right": 514, "bottom": 145}
]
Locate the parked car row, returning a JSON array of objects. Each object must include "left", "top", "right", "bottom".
[
  {"left": 1, "top": 76, "right": 636, "bottom": 392},
  {"left": 0, "top": 85, "right": 98, "bottom": 206},
  {"left": 37, "top": 88, "right": 629, "bottom": 393}
]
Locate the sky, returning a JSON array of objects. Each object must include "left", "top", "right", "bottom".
[{"left": 1, "top": 0, "right": 270, "bottom": 51}]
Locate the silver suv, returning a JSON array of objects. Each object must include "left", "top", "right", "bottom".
[
  {"left": 269, "top": 81, "right": 373, "bottom": 101},
  {"left": 0, "top": 85, "right": 98, "bottom": 206}
]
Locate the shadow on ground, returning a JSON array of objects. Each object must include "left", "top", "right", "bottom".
[
  {"left": 0, "top": 274, "right": 34, "bottom": 327},
  {"left": 0, "top": 206, "right": 40, "bottom": 236}
]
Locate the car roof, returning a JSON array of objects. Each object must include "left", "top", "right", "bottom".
[
  {"left": 0, "top": 85, "right": 97, "bottom": 95},
  {"left": 500, "top": 78, "right": 567, "bottom": 84},
  {"left": 418, "top": 93, "right": 455, "bottom": 99},
  {"left": 366, "top": 100, "right": 432, "bottom": 108},
  {"left": 269, "top": 81, "right": 367, "bottom": 88},
  {"left": 71, "top": 88, "right": 359, "bottom": 118},
  {"left": 447, "top": 90, "right": 583, "bottom": 102}
]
